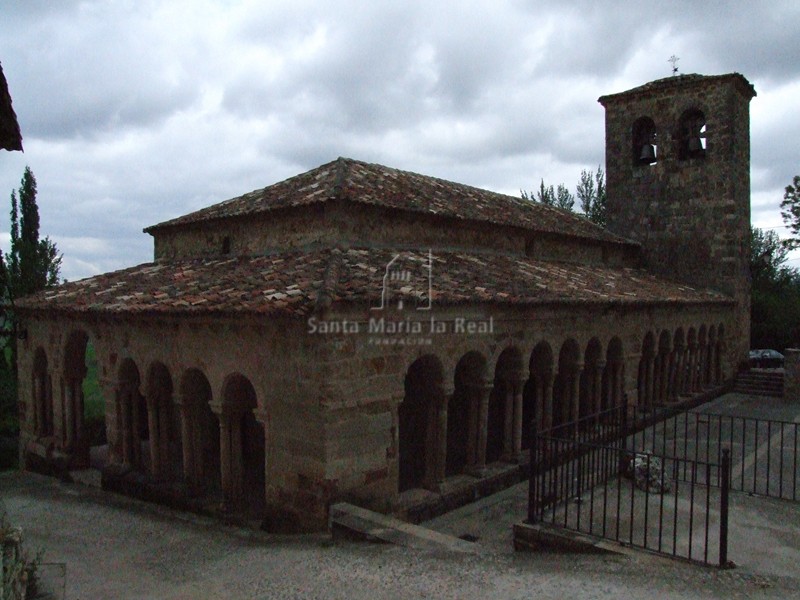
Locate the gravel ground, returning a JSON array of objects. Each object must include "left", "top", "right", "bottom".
[{"left": 2, "top": 471, "right": 799, "bottom": 600}]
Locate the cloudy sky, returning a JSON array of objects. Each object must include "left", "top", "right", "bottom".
[{"left": 1, "top": 0, "right": 799, "bottom": 281}]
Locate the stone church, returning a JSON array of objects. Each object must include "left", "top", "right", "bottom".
[{"left": 16, "top": 73, "right": 754, "bottom": 530}]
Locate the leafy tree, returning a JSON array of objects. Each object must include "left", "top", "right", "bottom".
[
  {"left": 780, "top": 175, "right": 800, "bottom": 249},
  {"left": 554, "top": 184, "right": 575, "bottom": 211},
  {"left": 750, "top": 226, "right": 790, "bottom": 287},
  {"left": 749, "top": 225, "right": 800, "bottom": 351},
  {"left": 522, "top": 168, "right": 604, "bottom": 221},
  {"left": 5, "top": 167, "right": 61, "bottom": 296},
  {"left": 577, "top": 167, "right": 607, "bottom": 226},
  {"left": 0, "top": 167, "right": 62, "bottom": 437},
  {"left": 522, "top": 179, "right": 556, "bottom": 206}
]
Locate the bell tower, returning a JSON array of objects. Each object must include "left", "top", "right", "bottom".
[{"left": 599, "top": 73, "right": 756, "bottom": 366}]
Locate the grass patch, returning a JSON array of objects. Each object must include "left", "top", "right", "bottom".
[{"left": 82, "top": 341, "right": 104, "bottom": 421}]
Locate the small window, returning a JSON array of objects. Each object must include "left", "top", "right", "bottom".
[
  {"left": 221, "top": 236, "right": 231, "bottom": 254},
  {"left": 678, "top": 109, "right": 706, "bottom": 160},
  {"left": 632, "top": 117, "right": 657, "bottom": 166}
]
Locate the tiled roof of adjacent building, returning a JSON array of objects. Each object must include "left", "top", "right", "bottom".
[
  {"left": 598, "top": 72, "right": 756, "bottom": 105},
  {"left": 145, "top": 158, "right": 634, "bottom": 246},
  {"left": 17, "top": 248, "right": 730, "bottom": 318},
  {"left": 0, "top": 62, "right": 22, "bottom": 152}
]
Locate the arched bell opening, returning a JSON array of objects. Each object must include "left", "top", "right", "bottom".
[{"left": 632, "top": 116, "right": 658, "bottom": 166}]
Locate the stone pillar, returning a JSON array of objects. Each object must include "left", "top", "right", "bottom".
[
  {"left": 784, "top": 349, "right": 800, "bottom": 402},
  {"left": 128, "top": 389, "right": 143, "bottom": 470},
  {"left": 571, "top": 364, "right": 583, "bottom": 423},
  {"left": 158, "top": 399, "right": 171, "bottom": 479},
  {"left": 698, "top": 344, "right": 708, "bottom": 388},
  {"left": 219, "top": 413, "right": 232, "bottom": 508},
  {"left": 230, "top": 414, "right": 243, "bottom": 502},
  {"left": 64, "top": 380, "right": 75, "bottom": 450},
  {"left": 614, "top": 362, "right": 625, "bottom": 407},
  {"left": 33, "top": 376, "right": 43, "bottom": 435},
  {"left": 593, "top": 361, "right": 605, "bottom": 416},
  {"left": 120, "top": 390, "right": 132, "bottom": 468},
  {"left": 645, "top": 356, "right": 655, "bottom": 409},
  {"left": 512, "top": 378, "right": 524, "bottom": 459},
  {"left": 253, "top": 408, "right": 270, "bottom": 504},
  {"left": 146, "top": 397, "right": 161, "bottom": 478},
  {"left": 688, "top": 343, "right": 699, "bottom": 392},
  {"left": 465, "top": 384, "right": 479, "bottom": 467},
  {"left": 434, "top": 387, "right": 449, "bottom": 486},
  {"left": 474, "top": 383, "right": 491, "bottom": 471},
  {"left": 502, "top": 381, "right": 514, "bottom": 458},
  {"left": 542, "top": 371, "right": 554, "bottom": 432},
  {"left": 179, "top": 403, "right": 196, "bottom": 487}
]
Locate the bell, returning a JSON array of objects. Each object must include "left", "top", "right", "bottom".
[
  {"left": 639, "top": 143, "right": 656, "bottom": 163},
  {"left": 687, "top": 136, "right": 704, "bottom": 153}
]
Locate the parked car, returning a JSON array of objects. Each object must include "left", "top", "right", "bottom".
[{"left": 748, "top": 349, "right": 784, "bottom": 369}]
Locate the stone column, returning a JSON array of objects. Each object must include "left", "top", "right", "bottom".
[
  {"left": 784, "top": 349, "right": 800, "bottom": 402},
  {"left": 33, "top": 376, "right": 43, "bottom": 435},
  {"left": 688, "top": 343, "right": 699, "bottom": 392},
  {"left": 230, "top": 414, "right": 243, "bottom": 503},
  {"left": 593, "top": 361, "right": 605, "bottom": 417},
  {"left": 474, "top": 383, "right": 491, "bottom": 472},
  {"left": 674, "top": 344, "right": 687, "bottom": 396},
  {"left": 158, "top": 399, "right": 171, "bottom": 479},
  {"left": 570, "top": 364, "right": 583, "bottom": 423},
  {"left": 146, "top": 397, "right": 161, "bottom": 478},
  {"left": 434, "top": 386, "right": 449, "bottom": 487},
  {"left": 179, "top": 403, "right": 196, "bottom": 487},
  {"left": 542, "top": 371, "right": 554, "bottom": 432},
  {"left": 465, "top": 384, "right": 479, "bottom": 468},
  {"left": 64, "top": 380, "right": 75, "bottom": 450},
  {"left": 131, "top": 392, "right": 142, "bottom": 469},
  {"left": 645, "top": 355, "right": 655, "bottom": 409},
  {"left": 698, "top": 344, "right": 708, "bottom": 388},
  {"left": 512, "top": 377, "right": 524, "bottom": 459},
  {"left": 219, "top": 413, "right": 232, "bottom": 508},
  {"left": 502, "top": 380, "right": 514, "bottom": 459},
  {"left": 253, "top": 408, "right": 270, "bottom": 505},
  {"left": 614, "top": 362, "right": 625, "bottom": 408},
  {"left": 120, "top": 389, "right": 132, "bottom": 468}
]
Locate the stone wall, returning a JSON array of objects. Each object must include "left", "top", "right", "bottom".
[
  {"left": 16, "top": 297, "right": 738, "bottom": 529},
  {"left": 784, "top": 349, "right": 800, "bottom": 401},
  {"left": 601, "top": 74, "right": 755, "bottom": 374},
  {"left": 151, "top": 199, "right": 634, "bottom": 269}
]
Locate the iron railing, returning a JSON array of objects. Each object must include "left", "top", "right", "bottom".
[{"left": 527, "top": 405, "right": 733, "bottom": 567}]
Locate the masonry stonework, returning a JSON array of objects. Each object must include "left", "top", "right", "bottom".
[{"left": 15, "top": 73, "right": 753, "bottom": 530}]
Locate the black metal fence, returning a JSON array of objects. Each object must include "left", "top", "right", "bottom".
[
  {"left": 625, "top": 408, "right": 800, "bottom": 501},
  {"left": 527, "top": 405, "right": 733, "bottom": 567}
]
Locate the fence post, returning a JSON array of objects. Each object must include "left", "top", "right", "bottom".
[
  {"left": 719, "top": 448, "right": 731, "bottom": 568},
  {"left": 618, "top": 403, "right": 629, "bottom": 475},
  {"left": 528, "top": 417, "right": 540, "bottom": 523}
]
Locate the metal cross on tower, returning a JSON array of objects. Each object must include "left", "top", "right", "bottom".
[{"left": 668, "top": 55, "right": 680, "bottom": 75}]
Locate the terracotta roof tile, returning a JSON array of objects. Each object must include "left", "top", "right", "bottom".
[
  {"left": 145, "top": 158, "right": 632, "bottom": 246},
  {"left": 17, "top": 248, "right": 729, "bottom": 318}
]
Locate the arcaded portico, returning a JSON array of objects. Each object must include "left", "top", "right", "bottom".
[{"left": 15, "top": 72, "right": 753, "bottom": 530}]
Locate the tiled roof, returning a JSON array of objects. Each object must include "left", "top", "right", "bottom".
[
  {"left": 145, "top": 158, "right": 633, "bottom": 246},
  {"left": 598, "top": 73, "right": 756, "bottom": 105},
  {"left": 17, "top": 248, "right": 729, "bottom": 318}
]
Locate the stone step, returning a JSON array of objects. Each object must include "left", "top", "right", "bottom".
[
  {"left": 329, "top": 502, "right": 478, "bottom": 554},
  {"left": 732, "top": 371, "right": 784, "bottom": 396}
]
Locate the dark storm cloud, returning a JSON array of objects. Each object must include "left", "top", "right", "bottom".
[{"left": 0, "top": 0, "right": 798, "bottom": 280}]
